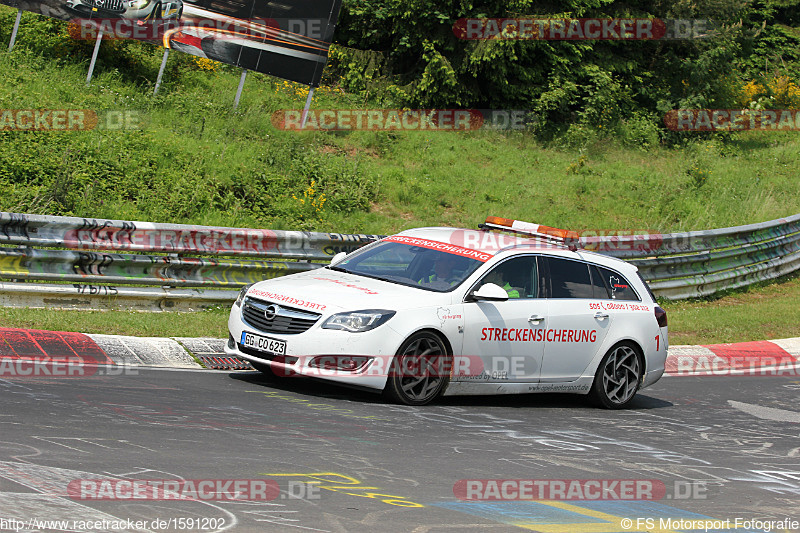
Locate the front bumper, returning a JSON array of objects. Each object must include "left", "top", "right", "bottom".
[
  {"left": 65, "top": 3, "right": 126, "bottom": 17},
  {"left": 225, "top": 304, "right": 404, "bottom": 391}
]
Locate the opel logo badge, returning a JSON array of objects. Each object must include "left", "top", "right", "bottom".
[{"left": 264, "top": 305, "right": 279, "bottom": 321}]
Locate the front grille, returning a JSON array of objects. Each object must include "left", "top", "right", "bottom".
[
  {"left": 85, "top": 0, "right": 125, "bottom": 11},
  {"left": 242, "top": 297, "right": 321, "bottom": 335}
]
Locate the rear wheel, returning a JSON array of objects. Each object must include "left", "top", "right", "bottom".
[
  {"left": 589, "top": 342, "right": 642, "bottom": 409},
  {"left": 383, "top": 332, "right": 451, "bottom": 405}
]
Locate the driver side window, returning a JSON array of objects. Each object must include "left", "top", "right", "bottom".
[{"left": 479, "top": 256, "right": 540, "bottom": 299}]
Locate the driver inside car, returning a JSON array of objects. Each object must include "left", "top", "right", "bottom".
[
  {"left": 419, "top": 254, "right": 462, "bottom": 286},
  {"left": 482, "top": 268, "right": 520, "bottom": 298}
]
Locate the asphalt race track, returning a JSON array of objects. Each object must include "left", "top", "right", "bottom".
[{"left": 0, "top": 367, "right": 798, "bottom": 532}]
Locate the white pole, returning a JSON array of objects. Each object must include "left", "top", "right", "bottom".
[
  {"left": 86, "top": 27, "right": 104, "bottom": 86},
  {"left": 301, "top": 87, "right": 315, "bottom": 129},
  {"left": 7, "top": 9, "right": 22, "bottom": 52},
  {"left": 153, "top": 48, "right": 170, "bottom": 95},
  {"left": 233, "top": 69, "right": 247, "bottom": 109}
]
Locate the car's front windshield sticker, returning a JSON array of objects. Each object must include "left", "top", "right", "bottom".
[{"left": 384, "top": 236, "right": 492, "bottom": 262}]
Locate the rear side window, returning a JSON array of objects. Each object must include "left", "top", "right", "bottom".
[
  {"left": 596, "top": 266, "right": 640, "bottom": 301},
  {"left": 543, "top": 257, "right": 594, "bottom": 299},
  {"left": 589, "top": 265, "right": 611, "bottom": 299}
]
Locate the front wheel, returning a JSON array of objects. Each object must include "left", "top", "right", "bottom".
[
  {"left": 383, "top": 332, "right": 451, "bottom": 406},
  {"left": 589, "top": 342, "right": 642, "bottom": 409}
]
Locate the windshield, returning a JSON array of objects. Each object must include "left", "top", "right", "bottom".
[{"left": 331, "top": 237, "right": 488, "bottom": 292}]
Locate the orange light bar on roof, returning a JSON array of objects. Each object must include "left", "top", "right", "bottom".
[
  {"left": 484, "top": 216, "right": 580, "bottom": 241},
  {"left": 485, "top": 216, "right": 515, "bottom": 227}
]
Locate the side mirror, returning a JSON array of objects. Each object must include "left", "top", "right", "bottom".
[
  {"left": 330, "top": 251, "right": 347, "bottom": 266},
  {"left": 470, "top": 283, "right": 509, "bottom": 302}
]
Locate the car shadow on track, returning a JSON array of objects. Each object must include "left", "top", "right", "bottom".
[{"left": 227, "top": 371, "right": 673, "bottom": 410}]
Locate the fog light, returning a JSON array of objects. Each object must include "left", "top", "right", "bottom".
[{"left": 309, "top": 355, "right": 372, "bottom": 372}]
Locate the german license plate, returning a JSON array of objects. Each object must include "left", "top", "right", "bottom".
[{"left": 241, "top": 332, "right": 286, "bottom": 356}]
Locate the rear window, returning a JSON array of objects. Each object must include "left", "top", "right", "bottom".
[
  {"left": 596, "top": 266, "right": 640, "bottom": 301},
  {"left": 637, "top": 272, "right": 658, "bottom": 303}
]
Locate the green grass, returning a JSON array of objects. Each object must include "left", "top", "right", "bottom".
[
  {"left": 332, "top": 132, "right": 800, "bottom": 234},
  {"left": 1, "top": 8, "right": 799, "bottom": 345},
  {"left": 1, "top": 274, "right": 798, "bottom": 345},
  {"left": 665, "top": 274, "right": 800, "bottom": 345},
  {"left": 0, "top": 306, "right": 231, "bottom": 338},
  {"left": 1, "top": 8, "right": 799, "bottom": 236}
]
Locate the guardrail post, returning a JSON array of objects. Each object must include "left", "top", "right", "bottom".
[
  {"left": 233, "top": 69, "right": 247, "bottom": 110},
  {"left": 86, "top": 27, "right": 104, "bottom": 87},
  {"left": 301, "top": 87, "right": 315, "bottom": 129},
  {"left": 153, "top": 49, "right": 170, "bottom": 95},
  {"left": 7, "top": 9, "right": 22, "bottom": 52}
]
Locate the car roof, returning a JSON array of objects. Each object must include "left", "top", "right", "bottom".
[{"left": 394, "top": 227, "right": 636, "bottom": 272}]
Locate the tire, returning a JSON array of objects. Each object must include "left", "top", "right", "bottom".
[
  {"left": 383, "top": 332, "right": 451, "bottom": 406},
  {"left": 589, "top": 342, "right": 643, "bottom": 409}
]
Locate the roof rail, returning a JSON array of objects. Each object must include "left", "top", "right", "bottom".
[{"left": 479, "top": 216, "right": 581, "bottom": 251}]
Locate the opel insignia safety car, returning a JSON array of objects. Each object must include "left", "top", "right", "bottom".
[{"left": 226, "top": 218, "right": 668, "bottom": 408}]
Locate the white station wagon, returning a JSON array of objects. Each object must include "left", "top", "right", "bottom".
[{"left": 226, "top": 218, "right": 668, "bottom": 407}]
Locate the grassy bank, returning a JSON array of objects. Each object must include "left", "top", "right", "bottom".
[
  {"left": 1, "top": 274, "right": 799, "bottom": 344},
  {"left": 1, "top": 9, "right": 799, "bottom": 236},
  {"left": 1, "top": 8, "right": 799, "bottom": 346},
  {"left": 666, "top": 274, "right": 800, "bottom": 345}
]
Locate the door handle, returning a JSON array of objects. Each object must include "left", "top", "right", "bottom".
[
  {"left": 594, "top": 312, "right": 610, "bottom": 320},
  {"left": 528, "top": 315, "right": 545, "bottom": 324}
]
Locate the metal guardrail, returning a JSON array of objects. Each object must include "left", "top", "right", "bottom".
[
  {"left": 592, "top": 214, "right": 800, "bottom": 299},
  {"left": 0, "top": 212, "right": 382, "bottom": 311},
  {"left": 1, "top": 211, "right": 799, "bottom": 309}
]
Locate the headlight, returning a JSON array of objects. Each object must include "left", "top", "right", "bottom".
[
  {"left": 128, "top": 0, "right": 150, "bottom": 8},
  {"left": 234, "top": 284, "right": 253, "bottom": 307},
  {"left": 321, "top": 310, "right": 396, "bottom": 332}
]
